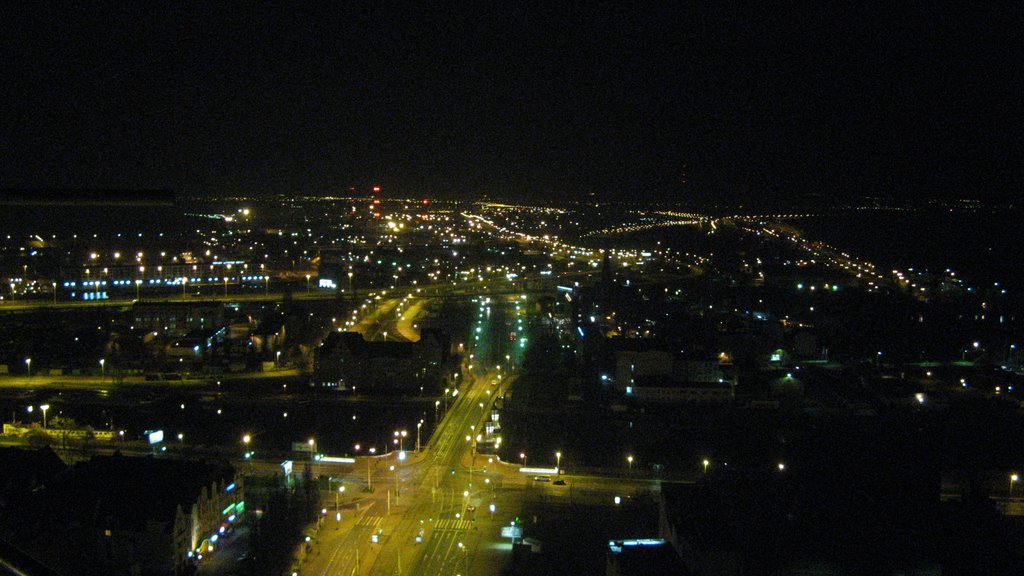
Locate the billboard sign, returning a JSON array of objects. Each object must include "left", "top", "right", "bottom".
[{"left": 146, "top": 430, "right": 164, "bottom": 445}]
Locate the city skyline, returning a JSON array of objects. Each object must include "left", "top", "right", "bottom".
[{"left": 1, "top": 5, "right": 1023, "bottom": 575}]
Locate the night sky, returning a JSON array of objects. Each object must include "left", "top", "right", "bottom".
[{"left": 1, "top": 3, "right": 1019, "bottom": 205}]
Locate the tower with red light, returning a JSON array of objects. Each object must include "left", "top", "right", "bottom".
[{"left": 370, "top": 185, "right": 382, "bottom": 218}]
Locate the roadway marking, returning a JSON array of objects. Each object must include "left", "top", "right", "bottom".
[
  {"left": 434, "top": 519, "right": 474, "bottom": 531},
  {"left": 357, "top": 515, "right": 383, "bottom": 527}
]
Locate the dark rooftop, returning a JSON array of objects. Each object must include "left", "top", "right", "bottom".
[{"left": 44, "top": 454, "right": 234, "bottom": 533}]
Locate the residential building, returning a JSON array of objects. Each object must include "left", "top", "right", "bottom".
[
  {"left": 132, "top": 301, "right": 225, "bottom": 337},
  {"left": 2, "top": 454, "right": 242, "bottom": 576},
  {"left": 315, "top": 330, "right": 449, "bottom": 391}
]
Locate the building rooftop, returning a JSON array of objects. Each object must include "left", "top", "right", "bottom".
[
  {"left": 607, "top": 538, "right": 688, "bottom": 576},
  {"left": 321, "top": 330, "right": 447, "bottom": 360},
  {"left": 0, "top": 446, "right": 66, "bottom": 502},
  {"left": 39, "top": 454, "right": 235, "bottom": 533}
]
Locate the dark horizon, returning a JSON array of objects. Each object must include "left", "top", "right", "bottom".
[{"left": 2, "top": 4, "right": 1020, "bottom": 205}]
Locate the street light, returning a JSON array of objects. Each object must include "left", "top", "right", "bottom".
[
  {"left": 243, "top": 434, "right": 253, "bottom": 469},
  {"left": 336, "top": 485, "right": 345, "bottom": 509},
  {"left": 309, "top": 438, "right": 317, "bottom": 477},
  {"left": 627, "top": 455, "right": 634, "bottom": 476},
  {"left": 367, "top": 447, "right": 376, "bottom": 490},
  {"left": 99, "top": 358, "right": 105, "bottom": 377},
  {"left": 40, "top": 404, "right": 50, "bottom": 429},
  {"left": 416, "top": 422, "right": 422, "bottom": 452},
  {"left": 520, "top": 452, "right": 526, "bottom": 467},
  {"left": 390, "top": 464, "right": 399, "bottom": 505},
  {"left": 25, "top": 358, "right": 31, "bottom": 378},
  {"left": 305, "top": 274, "right": 311, "bottom": 294},
  {"left": 276, "top": 350, "right": 281, "bottom": 369},
  {"left": 703, "top": 458, "right": 710, "bottom": 474},
  {"left": 1011, "top": 474, "right": 1019, "bottom": 497},
  {"left": 555, "top": 451, "right": 561, "bottom": 471}
]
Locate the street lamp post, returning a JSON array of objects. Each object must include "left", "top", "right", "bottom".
[
  {"left": 243, "top": 434, "right": 253, "bottom": 470},
  {"left": 40, "top": 404, "right": 49, "bottom": 429},
  {"left": 348, "top": 271, "right": 353, "bottom": 295},
  {"left": 25, "top": 358, "right": 31, "bottom": 378},
  {"left": 435, "top": 400, "right": 441, "bottom": 425},
  {"left": 308, "top": 438, "right": 317, "bottom": 477},
  {"left": 134, "top": 279, "right": 141, "bottom": 300},
  {"left": 520, "top": 452, "right": 526, "bottom": 467},
  {"left": 306, "top": 274, "right": 311, "bottom": 294},
  {"left": 416, "top": 422, "right": 422, "bottom": 452},
  {"left": 52, "top": 282, "right": 56, "bottom": 304},
  {"left": 275, "top": 350, "right": 281, "bottom": 369},
  {"left": 703, "top": 458, "right": 710, "bottom": 474},
  {"left": 1011, "top": 474, "right": 1019, "bottom": 497},
  {"left": 555, "top": 451, "right": 561, "bottom": 471},
  {"left": 99, "top": 358, "right": 105, "bottom": 377},
  {"left": 627, "top": 455, "right": 634, "bottom": 477},
  {"left": 336, "top": 485, "right": 345, "bottom": 509},
  {"left": 390, "top": 464, "right": 399, "bottom": 504},
  {"left": 367, "top": 447, "right": 376, "bottom": 490}
]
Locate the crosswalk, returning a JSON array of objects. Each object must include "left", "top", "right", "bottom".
[
  {"left": 357, "top": 515, "right": 383, "bottom": 528},
  {"left": 433, "top": 518, "right": 474, "bottom": 531},
  {"left": 356, "top": 515, "right": 473, "bottom": 531}
]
